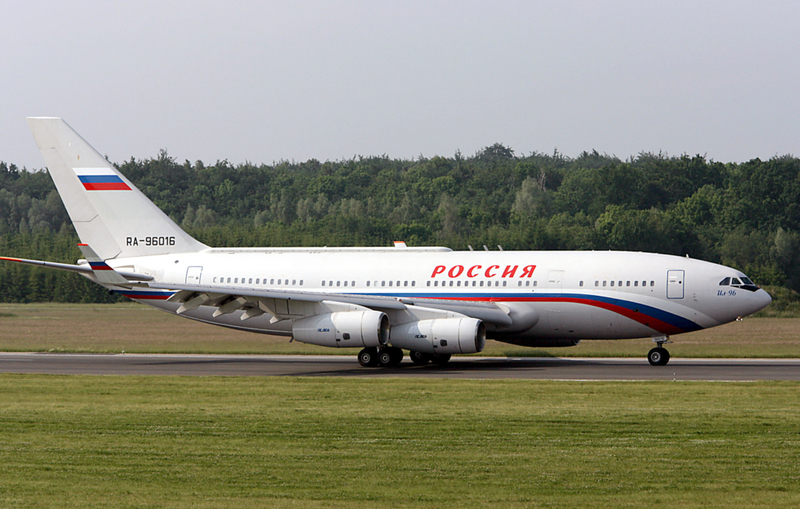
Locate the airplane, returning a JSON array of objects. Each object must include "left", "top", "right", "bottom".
[{"left": 0, "top": 118, "right": 772, "bottom": 367}]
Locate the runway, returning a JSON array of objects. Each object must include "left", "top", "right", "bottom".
[{"left": 0, "top": 353, "right": 798, "bottom": 380}]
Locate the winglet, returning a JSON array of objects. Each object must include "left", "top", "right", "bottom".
[{"left": 77, "top": 243, "right": 131, "bottom": 285}]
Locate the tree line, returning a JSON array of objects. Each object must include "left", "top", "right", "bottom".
[{"left": 1, "top": 144, "right": 799, "bottom": 303}]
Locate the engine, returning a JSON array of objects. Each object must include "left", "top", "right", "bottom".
[
  {"left": 293, "top": 311, "right": 390, "bottom": 348},
  {"left": 390, "top": 318, "right": 486, "bottom": 355}
]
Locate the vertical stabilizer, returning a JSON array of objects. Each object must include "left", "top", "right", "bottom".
[{"left": 27, "top": 117, "right": 207, "bottom": 259}]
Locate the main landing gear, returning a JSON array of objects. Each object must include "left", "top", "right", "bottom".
[
  {"left": 648, "top": 336, "right": 672, "bottom": 366},
  {"left": 409, "top": 350, "right": 451, "bottom": 366},
  {"left": 358, "top": 347, "right": 403, "bottom": 367},
  {"left": 358, "top": 348, "right": 452, "bottom": 368}
]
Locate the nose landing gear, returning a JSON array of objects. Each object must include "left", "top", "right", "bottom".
[{"left": 648, "top": 336, "right": 672, "bottom": 366}]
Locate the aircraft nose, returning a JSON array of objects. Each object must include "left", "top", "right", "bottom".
[{"left": 753, "top": 288, "right": 772, "bottom": 313}]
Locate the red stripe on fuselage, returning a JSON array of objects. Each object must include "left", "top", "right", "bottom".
[
  {"left": 122, "top": 293, "right": 172, "bottom": 300},
  {"left": 424, "top": 295, "right": 686, "bottom": 335}
]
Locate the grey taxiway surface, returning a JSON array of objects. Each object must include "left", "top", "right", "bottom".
[{"left": 0, "top": 353, "right": 798, "bottom": 380}]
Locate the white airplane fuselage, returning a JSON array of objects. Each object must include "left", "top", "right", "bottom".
[
  {"left": 107, "top": 247, "right": 771, "bottom": 345},
  {"left": 9, "top": 117, "right": 772, "bottom": 367}
]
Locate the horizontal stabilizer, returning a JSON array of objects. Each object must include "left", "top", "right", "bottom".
[
  {"left": 0, "top": 254, "right": 153, "bottom": 282},
  {"left": 76, "top": 244, "right": 131, "bottom": 285}
]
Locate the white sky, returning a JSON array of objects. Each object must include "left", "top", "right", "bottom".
[{"left": 2, "top": 0, "right": 798, "bottom": 170}]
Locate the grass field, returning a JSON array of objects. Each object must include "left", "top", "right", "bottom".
[
  {"left": 0, "top": 303, "right": 799, "bottom": 358},
  {"left": 0, "top": 375, "right": 798, "bottom": 508}
]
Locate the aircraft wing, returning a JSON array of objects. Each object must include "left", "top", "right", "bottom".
[{"left": 147, "top": 282, "right": 513, "bottom": 325}]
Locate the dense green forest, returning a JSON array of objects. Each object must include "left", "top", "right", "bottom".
[{"left": 1, "top": 144, "right": 800, "bottom": 303}]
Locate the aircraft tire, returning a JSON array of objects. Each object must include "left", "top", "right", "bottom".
[
  {"left": 647, "top": 347, "right": 670, "bottom": 366},
  {"left": 409, "top": 350, "right": 432, "bottom": 365},
  {"left": 388, "top": 347, "right": 404, "bottom": 366},
  {"left": 431, "top": 353, "right": 452, "bottom": 365},
  {"left": 358, "top": 347, "right": 380, "bottom": 367}
]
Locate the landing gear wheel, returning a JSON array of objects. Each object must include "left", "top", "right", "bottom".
[
  {"left": 378, "top": 347, "right": 403, "bottom": 367},
  {"left": 648, "top": 347, "right": 670, "bottom": 366},
  {"left": 358, "top": 347, "right": 380, "bottom": 367},
  {"left": 431, "top": 353, "right": 452, "bottom": 365},
  {"left": 409, "top": 350, "right": 432, "bottom": 365}
]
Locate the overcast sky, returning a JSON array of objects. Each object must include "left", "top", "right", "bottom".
[{"left": 2, "top": 0, "right": 798, "bottom": 170}]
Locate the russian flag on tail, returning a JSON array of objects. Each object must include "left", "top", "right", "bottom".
[{"left": 73, "top": 167, "right": 131, "bottom": 191}]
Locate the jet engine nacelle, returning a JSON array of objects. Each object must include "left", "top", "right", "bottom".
[
  {"left": 293, "top": 311, "right": 390, "bottom": 348},
  {"left": 390, "top": 318, "right": 486, "bottom": 354}
]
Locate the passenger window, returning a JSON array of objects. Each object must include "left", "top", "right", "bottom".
[
  {"left": 213, "top": 277, "right": 217, "bottom": 283},
  {"left": 404, "top": 281, "right": 408, "bottom": 287},
  {"left": 292, "top": 279, "right": 296, "bottom": 285},
  {"left": 642, "top": 281, "right": 646, "bottom": 287},
  {"left": 427, "top": 281, "right": 431, "bottom": 287},
  {"left": 411, "top": 281, "right": 415, "bottom": 287},
  {"left": 366, "top": 281, "right": 370, "bottom": 287},
  {"left": 381, "top": 281, "right": 385, "bottom": 286},
  {"left": 618, "top": 281, "right": 622, "bottom": 287},
  {"left": 479, "top": 281, "right": 484, "bottom": 287},
  {"left": 227, "top": 277, "right": 231, "bottom": 283},
  {"left": 611, "top": 281, "right": 615, "bottom": 287},
  {"left": 344, "top": 281, "right": 348, "bottom": 287},
  {"left": 634, "top": 281, "right": 638, "bottom": 287},
  {"left": 579, "top": 281, "right": 584, "bottom": 287},
  {"left": 249, "top": 278, "right": 253, "bottom": 284},
  {"left": 300, "top": 280, "right": 303, "bottom": 285},
  {"left": 389, "top": 281, "right": 393, "bottom": 287},
  {"left": 533, "top": 281, "right": 538, "bottom": 287},
  {"left": 626, "top": 281, "right": 630, "bottom": 287},
  {"left": 449, "top": 281, "right": 454, "bottom": 287},
  {"left": 322, "top": 281, "right": 326, "bottom": 286},
  {"left": 503, "top": 281, "right": 507, "bottom": 287},
  {"left": 235, "top": 278, "right": 238, "bottom": 283},
  {"left": 650, "top": 281, "right": 654, "bottom": 287},
  {"left": 525, "top": 281, "right": 530, "bottom": 287},
  {"left": 434, "top": 281, "right": 438, "bottom": 287},
  {"left": 336, "top": 281, "right": 340, "bottom": 286},
  {"left": 603, "top": 281, "right": 607, "bottom": 287},
  {"left": 595, "top": 281, "right": 599, "bottom": 287}
]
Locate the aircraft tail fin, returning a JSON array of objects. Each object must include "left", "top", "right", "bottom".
[{"left": 26, "top": 117, "right": 208, "bottom": 260}]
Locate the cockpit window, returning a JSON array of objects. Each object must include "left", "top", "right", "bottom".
[
  {"left": 741, "top": 276, "right": 754, "bottom": 286},
  {"left": 719, "top": 277, "right": 730, "bottom": 286},
  {"left": 731, "top": 277, "right": 742, "bottom": 286}
]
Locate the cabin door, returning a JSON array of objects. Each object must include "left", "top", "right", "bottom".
[
  {"left": 186, "top": 266, "right": 203, "bottom": 285},
  {"left": 546, "top": 270, "right": 564, "bottom": 332},
  {"left": 667, "top": 270, "right": 684, "bottom": 299}
]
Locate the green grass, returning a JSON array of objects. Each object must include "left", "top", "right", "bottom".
[
  {"left": 0, "top": 375, "right": 798, "bottom": 508},
  {"left": 1, "top": 303, "right": 799, "bottom": 358},
  {"left": 754, "top": 286, "right": 800, "bottom": 318}
]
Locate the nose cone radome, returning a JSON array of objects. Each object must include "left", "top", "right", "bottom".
[{"left": 752, "top": 288, "right": 772, "bottom": 314}]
